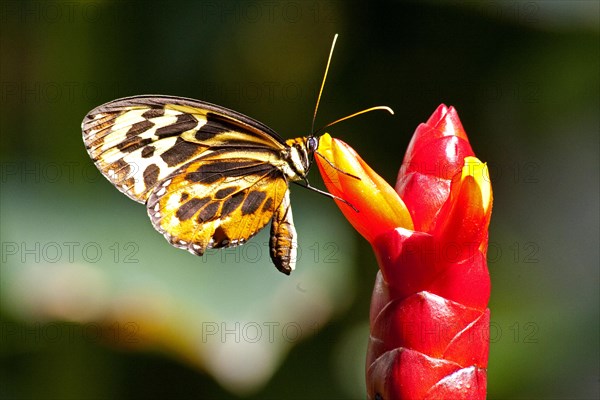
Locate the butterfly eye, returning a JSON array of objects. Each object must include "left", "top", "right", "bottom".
[{"left": 307, "top": 136, "right": 319, "bottom": 152}]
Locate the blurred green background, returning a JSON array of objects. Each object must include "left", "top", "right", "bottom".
[{"left": 1, "top": 1, "right": 598, "bottom": 399}]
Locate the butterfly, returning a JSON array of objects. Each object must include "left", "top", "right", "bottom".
[{"left": 82, "top": 35, "right": 391, "bottom": 275}]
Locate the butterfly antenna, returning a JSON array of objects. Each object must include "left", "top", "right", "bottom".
[
  {"left": 312, "top": 106, "right": 394, "bottom": 136},
  {"left": 312, "top": 33, "right": 338, "bottom": 135},
  {"left": 305, "top": 34, "right": 392, "bottom": 212}
]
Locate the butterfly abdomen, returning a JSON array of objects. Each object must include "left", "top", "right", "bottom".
[{"left": 269, "top": 191, "right": 297, "bottom": 274}]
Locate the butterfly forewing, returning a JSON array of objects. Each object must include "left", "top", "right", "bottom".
[
  {"left": 82, "top": 95, "right": 310, "bottom": 274},
  {"left": 82, "top": 96, "right": 287, "bottom": 203}
]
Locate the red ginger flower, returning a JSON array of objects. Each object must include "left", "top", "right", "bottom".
[{"left": 316, "top": 105, "right": 493, "bottom": 399}]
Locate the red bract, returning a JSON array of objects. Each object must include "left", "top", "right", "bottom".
[{"left": 316, "top": 105, "right": 492, "bottom": 399}]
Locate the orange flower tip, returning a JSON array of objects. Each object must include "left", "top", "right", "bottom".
[
  {"left": 461, "top": 156, "right": 492, "bottom": 214},
  {"left": 316, "top": 133, "right": 414, "bottom": 240},
  {"left": 317, "top": 133, "right": 334, "bottom": 155}
]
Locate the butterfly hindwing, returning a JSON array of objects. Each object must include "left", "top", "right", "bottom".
[{"left": 146, "top": 154, "right": 290, "bottom": 257}]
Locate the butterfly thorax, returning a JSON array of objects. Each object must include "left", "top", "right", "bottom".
[{"left": 281, "top": 136, "right": 319, "bottom": 182}]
